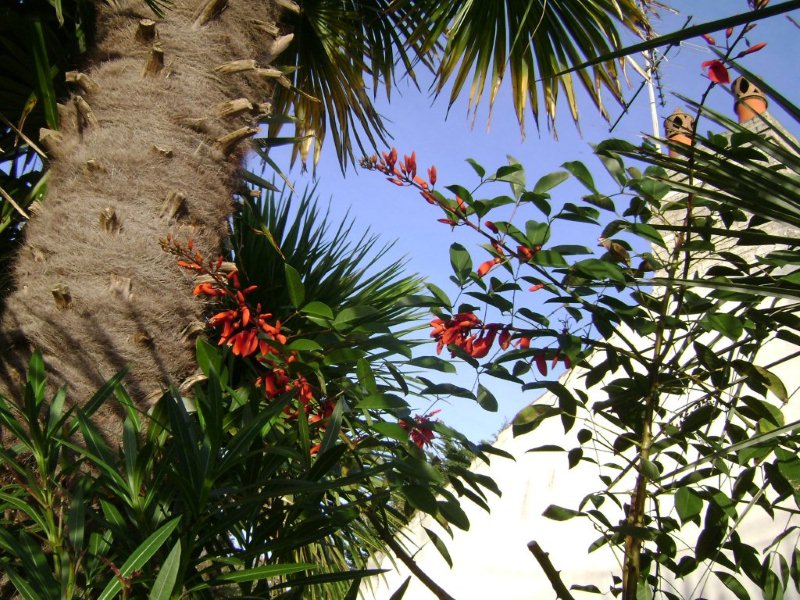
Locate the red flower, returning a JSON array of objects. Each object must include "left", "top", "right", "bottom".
[
  {"left": 701, "top": 60, "right": 730, "bottom": 84},
  {"left": 430, "top": 312, "right": 482, "bottom": 355},
  {"left": 477, "top": 257, "right": 501, "bottom": 277},
  {"left": 498, "top": 328, "right": 511, "bottom": 350},
  {"left": 400, "top": 409, "right": 440, "bottom": 449}
]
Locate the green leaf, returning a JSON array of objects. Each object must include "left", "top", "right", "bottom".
[
  {"left": 402, "top": 485, "right": 438, "bottom": 514},
  {"left": 408, "top": 356, "right": 457, "bottom": 374},
  {"left": 318, "top": 398, "right": 344, "bottom": 454},
  {"left": 542, "top": 504, "right": 581, "bottom": 521},
  {"left": 195, "top": 338, "right": 221, "bottom": 377},
  {"left": 533, "top": 250, "right": 568, "bottom": 267},
  {"left": 32, "top": 21, "right": 59, "bottom": 130},
  {"left": 389, "top": 577, "right": 411, "bottom": 600},
  {"left": 477, "top": 384, "right": 498, "bottom": 412},
  {"left": 98, "top": 518, "right": 181, "bottom": 600},
  {"left": 562, "top": 161, "right": 596, "bottom": 192},
  {"left": 420, "top": 382, "right": 475, "bottom": 399},
  {"left": 438, "top": 499, "right": 469, "bottom": 530},
  {"left": 533, "top": 171, "right": 569, "bottom": 194},
  {"left": 701, "top": 313, "right": 743, "bottom": 340},
  {"left": 465, "top": 158, "right": 486, "bottom": 179},
  {"left": 582, "top": 193, "right": 615, "bottom": 211},
  {"left": 423, "top": 527, "right": 453, "bottom": 568},
  {"left": 287, "top": 338, "right": 323, "bottom": 352},
  {"left": 512, "top": 404, "right": 559, "bottom": 436},
  {"left": 714, "top": 572, "right": 750, "bottom": 600},
  {"left": 301, "top": 301, "right": 333, "bottom": 320},
  {"left": 640, "top": 458, "right": 660, "bottom": 480},
  {"left": 525, "top": 220, "right": 550, "bottom": 247},
  {"left": 214, "top": 564, "right": 314, "bottom": 583},
  {"left": 149, "top": 540, "right": 182, "bottom": 600},
  {"left": 763, "top": 567, "right": 784, "bottom": 600},
  {"left": 284, "top": 263, "right": 305, "bottom": 307},
  {"left": 333, "top": 305, "right": 379, "bottom": 329},
  {"left": 629, "top": 223, "right": 666, "bottom": 248},
  {"left": 450, "top": 243, "right": 472, "bottom": 282},
  {"left": 355, "top": 394, "right": 408, "bottom": 410},
  {"left": 752, "top": 365, "right": 789, "bottom": 403},
  {"left": 425, "top": 282, "right": 451, "bottom": 307},
  {"left": 573, "top": 258, "right": 626, "bottom": 284},
  {"left": 520, "top": 191, "right": 552, "bottom": 216},
  {"left": 67, "top": 483, "right": 86, "bottom": 552},
  {"left": 674, "top": 488, "right": 703, "bottom": 525}
]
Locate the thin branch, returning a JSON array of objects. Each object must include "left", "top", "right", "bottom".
[
  {"left": 527, "top": 541, "right": 577, "bottom": 600},
  {"left": 367, "top": 513, "right": 456, "bottom": 600}
]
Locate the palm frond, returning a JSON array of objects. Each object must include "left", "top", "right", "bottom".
[
  {"left": 269, "top": 0, "right": 431, "bottom": 169},
  {"left": 233, "top": 184, "right": 425, "bottom": 329},
  {"left": 402, "top": 0, "right": 647, "bottom": 133}
]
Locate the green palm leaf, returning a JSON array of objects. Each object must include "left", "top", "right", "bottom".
[{"left": 403, "top": 0, "right": 646, "bottom": 132}]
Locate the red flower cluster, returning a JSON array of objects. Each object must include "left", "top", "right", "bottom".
[
  {"left": 360, "top": 148, "right": 440, "bottom": 207},
  {"left": 165, "top": 236, "right": 316, "bottom": 408},
  {"left": 429, "top": 313, "right": 514, "bottom": 359},
  {"left": 400, "top": 409, "right": 440, "bottom": 449}
]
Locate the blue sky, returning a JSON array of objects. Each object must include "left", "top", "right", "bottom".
[{"left": 266, "top": 2, "right": 800, "bottom": 441}]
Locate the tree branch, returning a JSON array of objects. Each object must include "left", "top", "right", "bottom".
[
  {"left": 368, "top": 513, "right": 456, "bottom": 600},
  {"left": 527, "top": 541, "right": 577, "bottom": 600}
]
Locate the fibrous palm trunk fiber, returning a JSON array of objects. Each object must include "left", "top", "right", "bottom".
[{"left": 0, "top": 0, "right": 280, "bottom": 440}]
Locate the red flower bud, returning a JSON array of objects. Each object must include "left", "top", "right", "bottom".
[
  {"left": 485, "top": 221, "right": 499, "bottom": 233},
  {"left": 701, "top": 33, "right": 716, "bottom": 45},
  {"left": 736, "top": 42, "right": 766, "bottom": 58},
  {"left": 428, "top": 165, "right": 437, "bottom": 186},
  {"left": 726, "top": 27, "right": 734, "bottom": 38},
  {"left": 421, "top": 191, "right": 437, "bottom": 205},
  {"left": 535, "top": 352, "right": 547, "bottom": 376}
]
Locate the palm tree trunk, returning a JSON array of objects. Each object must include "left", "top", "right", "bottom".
[{"left": 0, "top": 0, "right": 281, "bottom": 438}]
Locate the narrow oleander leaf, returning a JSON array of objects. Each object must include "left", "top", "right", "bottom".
[{"left": 148, "top": 540, "right": 182, "bottom": 600}]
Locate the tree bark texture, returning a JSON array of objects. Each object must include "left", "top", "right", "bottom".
[{"left": 0, "top": 0, "right": 281, "bottom": 440}]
